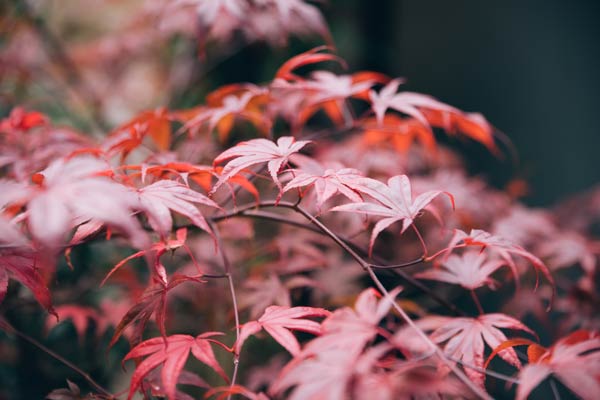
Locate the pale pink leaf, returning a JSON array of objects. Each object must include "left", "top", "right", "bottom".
[
  {"left": 235, "top": 305, "right": 330, "bottom": 356},
  {"left": 212, "top": 136, "right": 310, "bottom": 193},
  {"left": 138, "top": 179, "right": 219, "bottom": 237}
]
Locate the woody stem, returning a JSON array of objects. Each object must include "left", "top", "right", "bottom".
[{"left": 4, "top": 322, "right": 113, "bottom": 398}]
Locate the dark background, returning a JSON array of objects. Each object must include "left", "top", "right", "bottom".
[
  {"left": 5, "top": 0, "right": 600, "bottom": 206},
  {"left": 324, "top": 0, "right": 600, "bottom": 206}
]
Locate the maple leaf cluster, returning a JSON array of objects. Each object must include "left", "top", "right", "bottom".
[{"left": 1, "top": 2, "right": 599, "bottom": 400}]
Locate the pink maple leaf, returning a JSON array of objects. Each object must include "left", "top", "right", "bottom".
[
  {"left": 299, "top": 287, "right": 402, "bottom": 357},
  {"left": 399, "top": 313, "right": 534, "bottom": 388},
  {"left": 331, "top": 174, "right": 453, "bottom": 253},
  {"left": 439, "top": 229, "right": 555, "bottom": 303},
  {"left": 0, "top": 179, "right": 30, "bottom": 247},
  {"left": 282, "top": 157, "right": 364, "bottom": 208},
  {"left": 181, "top": 86, "right": 270, "bottom": 139},
  {"left": 27, "top": 156, "right": 146, "bottom": 249},
  {"left": 269, "top": 322, "right": 398, "bottom": 400},
  {"left": 416, "top": 250, "right": 506, "bottom": 290},
  {"left": 194, "top": 0, "right": 247, "bottom": 24},
  {"left": 536, "top": 231, "right": 599, "bottom": 275},
  {"left": 212, "top": 136, "right": 310, "bottom": 193},
  {"left": 369, "top": 78, "right": 458, "bottom": 128},
  {"left": 0, "top": 217, "right": 27, "bottom": 248},
  {"left": 269, "top": 347, "right": 358, "bottom": 400},
  {"left": 302, "top": 71, "right": 378, "bottom": 104},
  {"left": 239, "top": 274, "right": 317, "bottom": 319},
  {"left": 268, "top": 0, "right": 332, "bottom": 42},
  {"left": 138, "top": 179, "right": 219, "bottom": 238},
  {"left": 235, "top": 305, "right": 330, "bottom": 356}
]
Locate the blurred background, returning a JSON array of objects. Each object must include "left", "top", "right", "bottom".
[
  {"left": 2, "top": 0, "right": 600, "bottom": 206},
  {"left": 328, "top": 0, "right": 600, "bottom": 207}
]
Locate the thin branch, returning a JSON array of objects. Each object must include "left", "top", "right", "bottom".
[
  {"left": 448, "top": 356, "right": 520, "bottom": 385},
  {"left": 208, "top": 200, "right": 465, "bottom": 316},
  {"left": 226, "top": 273, "right": 241, "bottom": 399},
  {"left": 2, "top": 321, "right": 114, "bottom": 398},
  {"left": 411, "top": 224, "right": 428, "bottom": 257},
  {"left": 202, "top": 273, "right": 229, "bottom": 279},
  {"left": 369, "top": 257, "right": 425, "bottom": 270},
  {"left": 283, "top": 203, "right": 491, "bottom": 399},
  {"left": 550, "top": 379, "right": 562, "bottom": 400},
  {"left": 59, "top": 199, "right": 464, "bottom": 317},
  {"left": 471, "top": 289, "right": 484, "bottom": 315},
  {"left": 425, "top": 243, "right": 468, "bottom": 263},
  {"left": 236, "top": 210, "right": 322, "bottom": 234},
  {"left": 368, "top": 269, "right": 490, "bottom": 399},
  {"left": 207, "top": 221, "right": 240, "bottom": 400}
]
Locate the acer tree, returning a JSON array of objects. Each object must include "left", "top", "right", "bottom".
[{"left": 1, "top": 1, "right": 599, "bottom": 400}]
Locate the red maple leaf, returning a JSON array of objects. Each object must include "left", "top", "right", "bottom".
[
  {"left": 124, "top": 332, "right": 229, "bottom": 400},
  {"left": 0, "top": 249, "right": 53, "bottom": 314},
  {"left": 275, "top": 46, "right": 344, "bottom": 82},
  {"left": 181, "top": 85, "right": 271, "bottom": 142},
  {"left": 107, "top": 108, "right": 173, "bottom": 153},
  {"left": 46, "top": 305, "right": 108, "bottom": 340},
  {"left": 272, "top": 47, "right": 387, "bottom": 128},
  {"left": 101, "top": 228, "right": 200, "bottom": 286},
  {"left": 361, "top": 114, "right": 437, "bottom": 154},
  {"left": 109, "top": 273, "right": 205, "bottom": 348},
  {"left": 0, "top": 107, "right": 47, "bottom": 134}
]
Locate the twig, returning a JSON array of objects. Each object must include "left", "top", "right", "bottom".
[
  {"left": 550, "top": 379, "right": 562, "bottom": 400},
  {"left": 239, "top": 210, "right": 323, "bottom": 234},
  {"left": 2, "top": 320, "right": 114, "bottom": 398},
  {"left": 207, "top": 221, "right": 240, "bottom": 400},
  {"left": 447, "top": 356, "right": 520, "bottom": 385},
  {"left": 283, "top": 203, "right": 491, "bottom": 399},
  {"left": 471, "top": 289, "right": 484, "bottom": 315},
  {"left": 369, "top": 257, "right": 425, "bottom": 269},
  {"left": 411, "top": 224, "right": 428, "bottom": 257},
  {"left": 207, "top": 200, "right": 466, "bottom": 316}
]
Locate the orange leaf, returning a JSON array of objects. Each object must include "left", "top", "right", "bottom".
[
  {"left": 484, "top": 338, "right": 541, "bottom": 369},
  {"left": 527, "top": 343, "right": 548, "bottom": 363},
  {"left": 276, "top": 46, "right": 345, "bottom": 81},
  {"left": 147, "top": 113, "right": 171, "bottom": 151}
]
